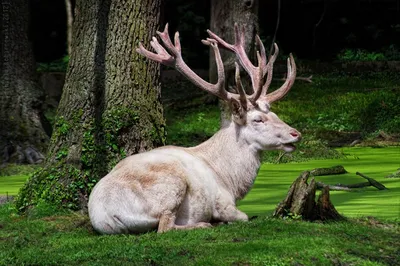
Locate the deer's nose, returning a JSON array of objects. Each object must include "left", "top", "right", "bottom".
[{"left": 290, "top": 130, "right": 302, "bottom": 140}]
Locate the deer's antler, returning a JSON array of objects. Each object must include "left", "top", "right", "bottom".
[
  {"left": 136, "top": 23, "right": 296, "bottom": 106},
  {"left": 137, "top": 24, "right": 235, "bottom": 101},
  {"left": 207, "top": 23, "right": 296, "bottom": 105}
]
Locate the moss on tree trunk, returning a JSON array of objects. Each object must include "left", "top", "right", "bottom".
[{"left": 16, "top": 0, "right": 165, "bottom": 212}]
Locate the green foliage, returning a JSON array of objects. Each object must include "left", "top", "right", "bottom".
[
  {"left": 358, "top": 90, "right": 400, "bottom": 133},
  {"left": 283, "top": 211, "right": 302, "bottom": 220},
  {"left": 15, "top": 164, "right": 86, "bottom": 212},
  {"left": 101, "top": 107, "right": 140, "bottom": 158},
  {"left": 337, "top": 46, "right": 400, "bottom": 61},
  {"left": 383, "top": 44, "right": 400, "bottom": 61},
  {"left": 0, "top": 164, "right": 40, "bottom": 176},
  {"left": 37, "top": 55, "right": 69, "bottom": 72},
  {"left": 276, "top": 73, "right": 400, "bottom": 138},
  {"left": 165, "top": 105, "right": 219, "bottom": 147},
  {"left": 52, "top": 115, "right": 71, "bottom": 140},
  {"left": 337, "top": 49, "right": 386, "bottom": 61},
  {"left": 25, "top": 200, "right": 70, "bottom": 219},
  {"left": 15, "top": 106, "right": 142, "bottom": 212}
]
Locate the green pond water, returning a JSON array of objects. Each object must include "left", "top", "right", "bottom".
[
  {"left": 239, "top": 147, "right": 400, "bottom": 220},
  {"left": 0, "top": 175, "right": 29, "bottom": 196}
]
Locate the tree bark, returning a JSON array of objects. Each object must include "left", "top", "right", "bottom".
[
  {"left": 16, "top": 0, "right": 165, "bottom": 212},
  {"left": 209, "top": 0, "right": 259, "bottom": 127},
  {"left": 0, "top": 0, "right": 49, "bottom": 165},
  {"left": 64, "top": 0, "right": 74, "bottom": 55}
]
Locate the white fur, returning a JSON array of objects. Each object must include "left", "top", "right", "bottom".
[{"left": 88, "top": 106, "right": 301, "bottom": 234}]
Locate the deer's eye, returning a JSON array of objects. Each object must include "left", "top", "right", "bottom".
[{"left": 253, "top": 118, "right": 263, "bottom": 123}]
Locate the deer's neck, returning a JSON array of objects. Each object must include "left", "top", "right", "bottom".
[{"left": 188, "top": 122, "right": 262, "bottom": 200}]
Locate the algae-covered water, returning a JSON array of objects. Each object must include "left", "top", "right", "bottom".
[
  {"left": 1, "top": 147, "right": 399, "bottom": 219},
  {"left": 239, "top": 147, "right": 400, "bottom": 220}
]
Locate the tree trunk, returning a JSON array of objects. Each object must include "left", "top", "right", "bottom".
[
  {"left": 16, "top": 0, "right": 165, "bottom": 212},
  {"left": 0, "top": 0, "right": 49, "bottom": 165},
  {"left": 209, "top": 0, "right": 259, "bottom": 127},
  {"left": 64, "top": 0, "right": 74, "bottom": 55}
]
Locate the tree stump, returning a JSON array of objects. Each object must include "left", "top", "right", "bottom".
[{"left": 273, "top": 171, "right": 345, "bottom": 221}]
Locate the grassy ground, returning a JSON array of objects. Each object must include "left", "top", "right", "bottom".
[{"left": 0, "top": 202, "right": 399, "bottom": 265}]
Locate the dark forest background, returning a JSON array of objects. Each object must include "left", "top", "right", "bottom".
[{"left": 31, "top": 0, "right": 400, "bottom": 68}]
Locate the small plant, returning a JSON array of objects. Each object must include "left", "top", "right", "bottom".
[
  {"left": 37, "top": 55, "right": 69, "bottom": 72},
  {"left": 283, "top": 211, "right": 303, "bottom": 220},
  {"left": 383, "top": 44, "right": 400, "bottom": 61},
  {"left": 337, "top": 49, "right": 386, "bottom": 61},
  {"left": 358, "top": 90, "right": 400, "bottom": 134}
]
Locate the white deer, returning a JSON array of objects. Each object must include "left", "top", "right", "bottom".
[{"left": 88, "top": 24, "right": 301, "bottom": 234}]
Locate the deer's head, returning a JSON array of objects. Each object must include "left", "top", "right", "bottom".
[{"left": 137, "top": 24, "right": 301, "bottom": 152}]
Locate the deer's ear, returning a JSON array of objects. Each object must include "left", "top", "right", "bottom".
[{"left": 230, "top": 98, "right": 246, "bottom": 125}]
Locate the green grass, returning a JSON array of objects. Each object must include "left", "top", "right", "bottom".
[
  {"left": 239, "top": 147, "right": 400, "bottom": 220},
  {"left": 0, "top": 202, "right": 399, "bottom": 265},
  {"left": 0, "top": 175, "right": 29, "bottom": 195},
  {"left": 165, "top": 104, "right": 220, "bottom": 147}
]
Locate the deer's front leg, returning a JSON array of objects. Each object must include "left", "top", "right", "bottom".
[
  {"left": 218, "top": 204, "right": 248, "bottom": 222},
  {"left": 214, "top": 196, "right": 249, "bottom": 223},
  {"left": 158, "top": 210, "right": 212, "bottom": 233}
]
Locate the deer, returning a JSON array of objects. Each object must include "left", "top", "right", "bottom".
[{"left": 88, "top": 23, "right": 302, "bottom": 234}]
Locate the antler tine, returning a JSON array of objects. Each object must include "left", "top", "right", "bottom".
[
  {"left": 208, "top": 24, "right": 267, "bottom": 104},
  {"left": 156, "top": 24, "right": 178, "bottom": 56},
  {"left": 248, "top": 51, "right": 264, "bottom": 104},
  {"left": 234, "top": 62, "right": 248, "bottom": 109},
  {"left": 256, "top": 35, "right": 267, "bottom": 74},
  {"left": 202, "top": 38, "right": 229, "bottom": 99},
  {"left": 137, "top": 24, "right": 233, "bottom": 101},
  {"left": 266, "top": 53, "right": 297, "bottom": 104},
  {"left": 261, "top": 43, "right": 279, "bottom": 96},
  {"left": 136, "top": 24, "right": 175, "bottom": 66}
]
